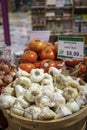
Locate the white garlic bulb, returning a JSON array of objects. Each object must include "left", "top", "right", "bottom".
[
  {"left": 16, "top": 68, "right": 30, "bottom": 78},
  {"left": 44, "top": 73, "right": 53, "bottom": 81},
  {"left": 41, "top": 79, "right": 54, "bottom": 92},
  {"left": 13, "top": 77, "right": 31, "bottom": 89},
  {"left": 35, "top": 95, "right": 51, "bottom": 108},
  {"left": 11, "top": 101, "right": 24, "bottom": 116},
  {"left": 66, "top": 99, "right": 80, "bottom": 112},
  {"left": 63, "top": 86, "right": 78, "bottom": 101},
  {"left": 15, "top": 85, "right": 25, "bottom": 98},
  {"left": 0, "top": 94, "right": 16, "bottom": 109},
  {"left": 38, "top": 107, "right": 56, "bottom": 120},
  {"left": 30, "top": 68, "right": 44, "bottom": 83},
  {"left": 76, "top": 93, "right": 87, "bottom": 107},
  {"left": 51, "top": 91, "right": 65, "bottom": 108},
  {"left": 79, "top": 85, "right": 87, "bottom": 96},
  {"left": 3, "top": 87, "right": 14, "bottom": 96},
  {"left": 24, "top": 86, "right": 42, "bottom": 102},
  {"left": 24, "top": 105, "right": 41, "bottom": 120},
  {"left": 40, "top": 86, "right": 53, "bottom": 98},
  {"left": 55, "top": 105, "right": 72, "bottom": 118},
  {"left": 17, "top": 96, "right": 30, "bottom": 108}
]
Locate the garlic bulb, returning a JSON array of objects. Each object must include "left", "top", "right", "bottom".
[
  {"left": 38, "top": 107, "right": 56, "bottom": 120},
  {"left": 0, "top": 94, "right": 16, "bottom": 109},
  {"left": 16, "top": 68, "right": 30, "bottom": 78},
  {"left": 48, "top": 67, "right": 62, "bottom": 83},
  {"left": 11, "top": 101, "right": 24, "bottom": 116},
  {"left": 35, "top": 95, "right": 51, "bottom": 108},
  {"left": 40, "top": 86, "right": 53, "bottom": 98},
  {"left": 3, "top": 87, "right": 14, "bottom": 96},
  {"left": 30, "top": 68, "right": 44, "bottom": 83},
  {"left": 55, "top": 105, "right": 72, "bottom": 118},
  {"left": 24, "top": 105, "right": 41, "bottom": 120},
  {"left": 13, "top": 77, "right": 31, "bottom": 89},
  {"left": 79, "top": 85, "right": 87, "bottom": 96},
  {"left": 17, "top": 96, "right": 30, "bottom": 108},
  {"left": 66, "top": 76, "right": 80, "bottom": 90},
  {"left": 63, "top": 86, "right": 78, "bottom": 101},
  {"left": 51, "top": 92, "right": 65, "bottom": 108},
  {"left": 24, "top": 86, "right": 42, "bottom": 102},
  {"left": 15, "top": 85, "right": 25, "bottom": 98},
  {"left": 66, "top": 99, "right": 80, "bottom": 112},
  {"left": 44, "top": 73, "right": 53, "bottom": 81},
  {"left": 76, "top": 93, "right": 87, "bottom": 107},
  {"left": 41, "top": 79, "right": 54, "bottom": 92},
  {"left": 54, "top": 74, "right": 68, "bottom": 90}
]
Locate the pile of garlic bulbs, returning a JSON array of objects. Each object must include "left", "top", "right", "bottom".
[{"left": 0, "top": 67, "right": 87, "bottom": 120}]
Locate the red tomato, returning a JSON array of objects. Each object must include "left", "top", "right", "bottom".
[
  {"left": 40, "top": 48, "right": 55, "bottom": 60},
  {"left": 29, "top": 40, "right": 46, "bottom": 52},
  {"left": 44, "top": 42, "right": 55, "bottom": 51},
  {"left": 79, "top": 63, "right": 87, "bottom": 73},
  {"left": 55, "top": 60, "right": 65, "bottom": 69},
  {"left": 35, "top": 61, "right": 41, "bottom": 68},
  {"left": 65, "top": 59, "right": 81, "bottom": 68},
  {"left": 84, "top": 56, "right": 87, "bottom": 62},
  {"left": 20, "top": 50, "right": 38, "bottom": 63},
  {"left": 19, "top": 63, "right": 35, "bottom": 73},
  {"left": 40, "top": 59, "right": 56, "bottom": 72}
]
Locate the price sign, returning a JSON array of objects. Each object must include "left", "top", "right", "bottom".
[{"left": 58, "top": 36, "right": 84, "bottom": 60}]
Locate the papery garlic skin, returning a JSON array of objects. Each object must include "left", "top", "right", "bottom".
[
  {"left": 40, "top": 86, "right": 53, "bottom": 98},
  {"left": 3, "top": 87, "right": 14, "bottom": 96},
  {"left": 63, "top": 86, "right": 78, "bottom": 101},
  {"left": 24, "top": 105, "right": 41, "bottom": 120},
  {"left": 66, "top": 76, "right": 80, "bottom": 90},
  {"left": 17, "top": 96, "right": 30, "bottom": 108},
  {"left": 11, "top": 101, "right": 24, "bottom": 116},
  {"left": 16, "top": 68, "right": 30, "bottom": 78},
  {"left": 79, "top": 85, "right": 87, "bottom": 96},
  {"left": 24, "top": 86, "right": 42, "bottom": 102},
  {"left": 76, "top": 93, "right": 87, "bottom": 107},
  {"left": 41, "top": 79, "right": 54, "bottom": 92},
  {"left": 51, "top": 92, "right": 65, "bottom": 108},
  {"left": 38, "top": 107, "right": 56, "bottom": 120},
  {"left": 44, "top": 73, "right": 53, "bottom": 81},
  {"left": 54, "top": 74, "right": 68, "bottom": 90},
  {"left": 0, "top": 94, "right": 16, "bottom": 109},
  {"left": 55, "top": 105, "right": 72, "bottom": 118},
  {"left": 35, "top": 95, "right": 51, "bottom": 108},
  {"left": 30, "top": 68, "right": 44, "bottom": 83},
  {"left": 13, "top": 77, "right": 31, "bottom": 89},
  {"left": 66, "top": 99, "right": 80, "bottom": 112},
  {"left": 15, "top": 85, "right": 25, "bottom": 98}
]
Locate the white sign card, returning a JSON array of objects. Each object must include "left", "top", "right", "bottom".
[
  {"left": 58, "top": 36, "right": 84, "bottom": 60},
  {"left": 56, "top": 0, "right": 64, "bottom": 7},
  {"left": 29, "top": 30, "right": 50, "bottom": 42},
  {"left": 46, "top": 0, "right": 56, "bottom": 6}
]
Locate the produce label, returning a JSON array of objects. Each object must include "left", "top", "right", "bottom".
[{"left": 58, "top": 36, "right": 84, "bottom": 60}]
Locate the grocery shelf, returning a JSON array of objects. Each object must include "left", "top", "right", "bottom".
[{"left": 75, "top": 6, "right": 87, "bottom": 9}]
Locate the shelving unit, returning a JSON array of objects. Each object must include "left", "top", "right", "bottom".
[
  {"left": 30, "top": 0, "right": 46, "bottom": 30},
  {"left": 73, "top": 0, "right": 87, "bottom": 44},
  {"left": 30, "top": 0, "right": 87, "bottom": 44}
]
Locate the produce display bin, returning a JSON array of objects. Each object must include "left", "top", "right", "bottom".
[{"left": 3, "top": 105, "right": 87, "bottom": 130}]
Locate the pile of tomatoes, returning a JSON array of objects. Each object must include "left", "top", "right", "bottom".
[
  {"left": 19, "top": 40, "right": 65, "bottom": 73},
  {"left": 18, "top": 39, "right": 87, "bottom": 82}
]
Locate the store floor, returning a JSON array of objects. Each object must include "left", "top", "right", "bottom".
[{"left": 0, "top": 11, "right": 32, "bottom": 52}]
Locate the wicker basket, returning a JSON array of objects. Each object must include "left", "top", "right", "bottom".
[{"left": 3, "top": 105, "right": 87, "bottom": 130}]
